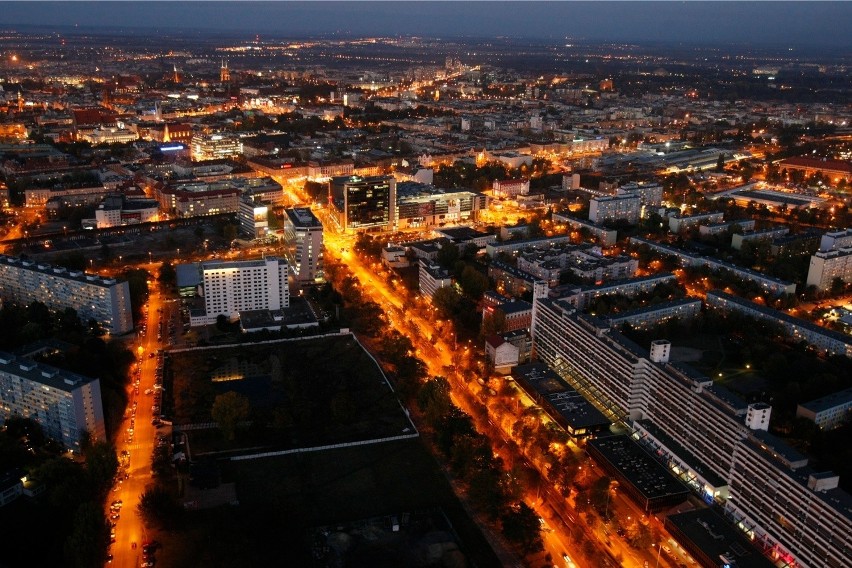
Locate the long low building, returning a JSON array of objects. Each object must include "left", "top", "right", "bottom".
[
  {"left": 0, "top": 255, "right": 133, "bottom": 335},
  {"left": 606, "top": 297, "right": 702, "bottom": 330},
  {"left": 0, "top": 352, "right": 105, "bottom": 451},
  {"left": 797, "top": 387, "right": 852, "bottom": 430},
  {"left": 706, "top": 289, "right": 852, "bottom": 358},
  {"left": 552, "top": 272, "right": 678, "bottom": 311},
  {"left": 630, "top": 237, "right": 796, "bottom": 296}
]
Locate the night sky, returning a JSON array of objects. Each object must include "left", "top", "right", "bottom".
[{"left": 2, "top": 2, "right": 851, "bottom": 48}]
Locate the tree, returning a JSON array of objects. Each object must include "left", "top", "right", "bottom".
[
  {"left": 137, "top": 486, "right": 182, "bottom": 529},
  {"left": 211, "top": 391, "right": 251, "bottom": 440},
  {"left": 716, "top": 152, "right": 726, "bottom": 172},
  {"left": 501, "top": 502, "right": 544, "bottom": 554},
  {"left": 158, "top": 261, "right": 177, "bottom": 288},
  {"left": 436, "top": 241, "right": 460, "bottom": 269},
  {"left": 432, "top": 286, "right": 462, "bottom": 319},
  {"left": 417, "top": 376, "right": 452, "bottom": 426},
  {"left": 481, "top": 309, "right": 507, "bottom": 338},
  {"left": 459, "top": 265, "right": 489, "bottom": 299},
  {"left": 63, "top": 502, "right": 109, "bottom": 568},
  {"left": 85, "top": 441, "right": 119, "bottom": 497}
]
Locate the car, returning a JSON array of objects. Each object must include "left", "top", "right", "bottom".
[
  {"left": 110, "top": 513, "right": 120, "bottom": 521},
  {"left": 106, "top": 554, "right": 113, "bottom": 563},
  {"left": 141, "top": 561, "right": 155, "bottom": 567}
]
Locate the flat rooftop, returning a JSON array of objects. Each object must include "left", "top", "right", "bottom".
[
  {"left": 588, "top": 435, "right": 689, "bottom": 502},
  {"left": 666, "top": 508, "right": 775, "bottom": 568}
]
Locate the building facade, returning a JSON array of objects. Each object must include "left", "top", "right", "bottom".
[
  {"left": 0, "top": 255, "right": 133, "bottom": 334},
  {"left": 283, "top": 208, "right": 324, "bottom": 286},
  {"left": 589, "top": 194, "right": 641, "bottom": 225},
  {"left": 806, "top": 247, "right": 852, "bottom": 291},
  {"left": 198, "top": 257, "right": 289, "bottom": 325},
  {"left": 330, "top": 175, "right": 396, "bottom": 232},
  {"left": 0, "top": 352, "right": 105, "bottom": 451},
  {"left": 190, "top": 132, "right": 243, "bottom": 161}
]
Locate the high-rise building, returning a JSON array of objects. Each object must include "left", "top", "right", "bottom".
[
  {"left": 0, "top": 352, "right": 105, "bottom": 451},
  {"left": 195, "top": 257, "right": 288, "bottom": 325},
  {"left": 238, "top": 195, "right": 269, "bottom": 239},
  {"left": 283, "top": 207, "right": 324, "bottom": 286},
  {"left": 0, "top": 255, "right": 133, "bottom": 334},
  {"left": 329, "top": 175, "right": 395, "bottom": 231},
  {"left": 806, "top": 247, "right": 852, "bottom": 291}
]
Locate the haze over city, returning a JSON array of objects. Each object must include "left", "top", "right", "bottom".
[{"left": 0, "top": 2, "right": 851, "bottom": 568}]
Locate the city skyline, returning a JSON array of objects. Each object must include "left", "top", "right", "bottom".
[{"left": 1, "top": 1, "right": 851, "bottom": 48}]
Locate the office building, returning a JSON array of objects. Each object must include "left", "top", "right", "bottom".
[
  {"left": 190, "top": 132, "right": 243, "bottom": 161},
  {"left": 394, "top": 182, "right": 485, "bottom": 229},
  {"left": 94, "top": 194, "right": 159, "bottom": 228},
  {"left": 797, "top": 388, "right": 852, "bottom": 430},
  {"left": 194, "top": 257, "right": 289, "bottom": 326},
  {"left": 589, "top": 194, "right": 641, "bottom": 225},
  {"left": 238, "top": 196, "right": 269, "bottom": 239},
  {"left": 330, "top": 175, "right": 395, "bottom": 231},
  {"left": 0, "top": 255, "right": 133, "bottom": 335},
  {"left": 0, "top": 352, "right": 105, "bottom": 451},
  {"left": 806, "top": 247, "right": 852, "bottom": 291},
  {"left": 282, "top": 208, "right": 324, "bottom": 286}
]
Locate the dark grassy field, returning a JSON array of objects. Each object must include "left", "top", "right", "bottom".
[
  {"left": 166, "top": 335, "right": 413, "bottom": 455},
  {"left": 153, "top": 439, "right": 500, "bottom": 567}
]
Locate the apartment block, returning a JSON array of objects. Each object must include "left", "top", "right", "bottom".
[
  {"left": 0, "top": 352, "right": 105, "bottom": 451},
  {"left": 589, "top": 194, "right": 641, "bottom": 225},
  {"left": 0, "top": 255, "right": 133, "bottom": 335},
  {"left": 806, "top": 247, "right": 852, "bottom": 291}
]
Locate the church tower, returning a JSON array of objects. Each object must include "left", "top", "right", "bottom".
[{"left": 220, "top": 59, "right": 230, "bottom": 83}]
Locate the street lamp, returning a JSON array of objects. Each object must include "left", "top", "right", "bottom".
[{"left": 654, "top": 543, "right": 663, "bottom": 568}]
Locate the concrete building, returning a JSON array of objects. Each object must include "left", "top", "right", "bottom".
[
  {"left": 330, "top": 175, "right": 395, "bottom": 232},
  {"left": 0, "top": 255, "right": 133, "bottom": 335},
  {"left": 419, "top": 260, "right": 452, "bottom": 299},
  {"left": 492, "top": 178, "right": 530, "bottom": 198},
  {"left": 706, "top": 290, "right": 852, "bottom": 358},
  {"left": 589, "top": 194, "right": 641, "bottom": 225},
  {"left": 156, "top": 181, "right": 241, "bottom": 218},
  {"left": 553, "top": 273, "right": 678, "bottom": 311},
  {"left": 819, "top": 229, "right": 852, "bottom": 252},
  {"left": 190, "top": 132, "right": 243, "bottom": 161},
  {"left": 0, "top": 352, "right": 105, "bottom": 451},
  {"left": 485, "top": 336, "right": 520, "bottom": 375},
  {"left": 731, "top": 227, "right": 789, "bottom": 251},
  {"left": 698, "top": 219, "right": 757, "bottom": 237},
  {"left": 668, "top": 211, "right": 725, "bottom": 233},
  {"left": 606, "top": 298, "right": 702, "bottom": 330},
  {"left": 238, "top": 196, "right": 269, "bottom": 239},
  {"left": 617, "top": 181, "right": 663, "bottom": 209},
  {"left": 797, "top": 388, "right": 852, "bottom": 430},
  {"left": 552, "top": 213, "right": 618, "bottom": 246},
  {"left": 532, "top": 299, "right": 852, "bottom": 568},
  {"left": 806, "top": 247, "right": 852, "bottom": 291},
  {"left": 395, "top": 182, "right": 485, "bottom": 229},
  {"left": 195, "top": 257, "right": 289, "bottom": 326},
  {"left": 282, "top": 207, "right": 324, "bottom": 286},
  {"left": 94, "top": 194, "right": 159, "bottom": 228}
]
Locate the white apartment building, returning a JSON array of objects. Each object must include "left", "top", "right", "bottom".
[
  {"left": 806, "top": 247, "right": 852, "bottom": 291},
  {"left": 198, "top": 257, "right": 289, "bottom": 325},
  {"left": 668, "top": 211, "right": 725, "bottom": 233},
  {"left": 419, "top": 260, "right": 452, "bottom": 299},
  {"left": 589, "top": 194, "right": 641, "bottom": 225},
  {"left": 797, "top": 388, "right": 852, "bottom": 430},
  {"left": 819, "top": 229, "right": 852, "bottom": 252},
  {"left": 0, "top": 255, "right": 133, "bottom": 334},
  {"left": 606, "top": 298, "right": 702, "bottom": 330},
  {"left": 532, "top": 297, "right": 852, "bottom": 568},
  {"left": 0, "top": 352, "right": 105, "bottom": 451},
  {"left": 283, "top": 208, "right": 324, "bottom": 286},
  {"left": 617, "top": 181, "right": 663, "bottom": 209}
]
